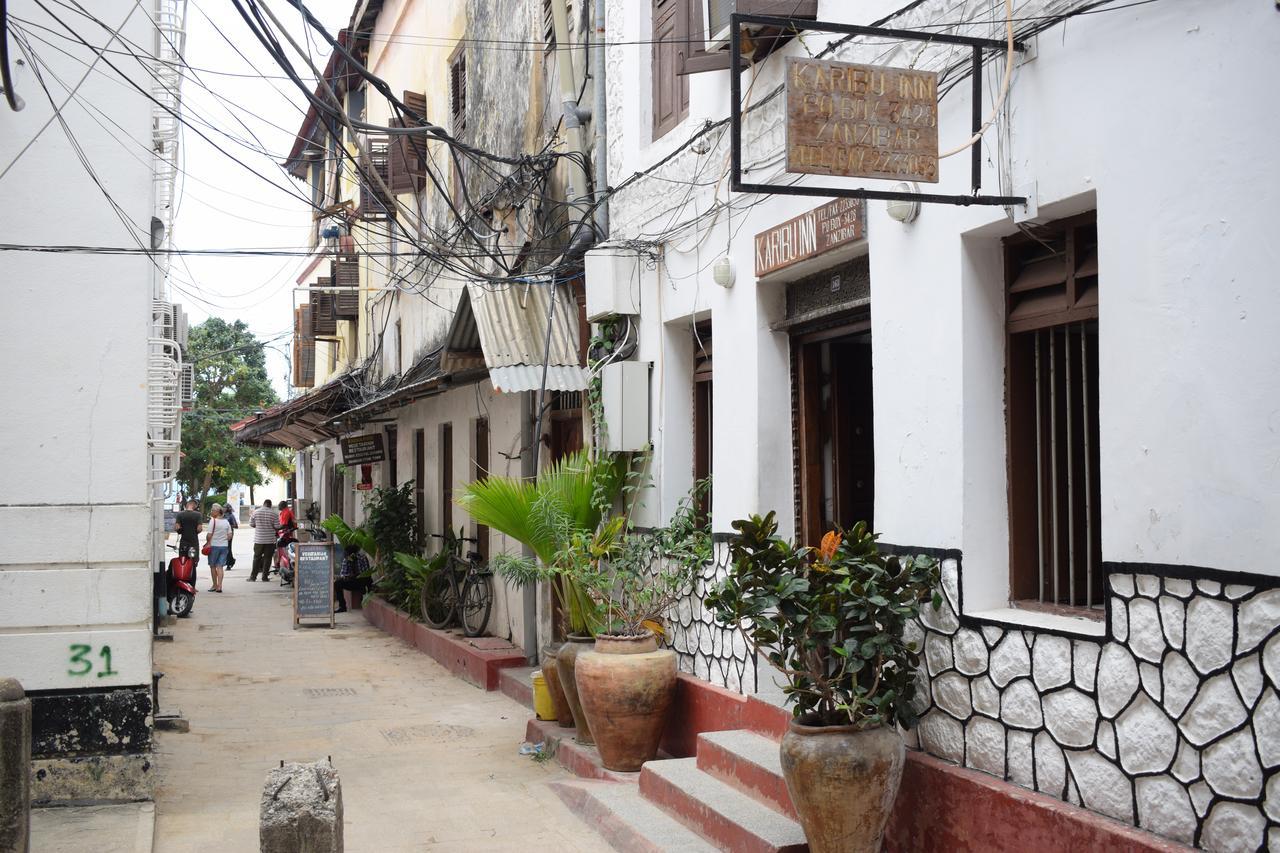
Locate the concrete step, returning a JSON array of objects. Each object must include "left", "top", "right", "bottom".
[
  {"left": 551, "top": 779, "right": 721, "bottom": 853},
  {"left": 499, "top": 665, "right": 535, "bottom": 710},
  {"left": 639, "top": 758, "right": 808, "bottom": 853},
  {"left": 696, "top": 729, "right": 797, "bottom": 821},
  {"left": 527, "top": 717, "right": 641, "bottom": 783}
]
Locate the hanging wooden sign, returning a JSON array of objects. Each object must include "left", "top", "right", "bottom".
[
  {"left": 340, "top": 433, "right": 385, "bottom": 465},
  {"left": 754, "top": 197, "right": 865, "bottom": 278},
  {"left": 785, "top": 57, "right": 939, "bottom": 184}
]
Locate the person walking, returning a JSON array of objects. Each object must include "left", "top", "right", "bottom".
[
  {"left": 204, "top": 504, "right": 232, "bottom": 593},
  {"left": 173, "top": 498, "right": 203, "bottom": 582},
  {"left": 249, "top": 499, "right": 279, "bottom": 582}
]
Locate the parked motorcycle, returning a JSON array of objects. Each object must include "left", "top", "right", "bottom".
[
  {"left": 277, "top": 537, "right": 296, "bottom": 586},
  {"left": 166, "top": 544, "right": 197, "bottom": 617}
]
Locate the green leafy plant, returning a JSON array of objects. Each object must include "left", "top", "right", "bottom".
[
  {"left": 705, "top": 513, "right": 939, "bottom": 730},
  {"left": 320, "top": 514, "right": 377, "bottom": 556},
  {"left": 459, "top": 450, "right": 626, "bottom": 635},
  {"left": 356, "top": 483, "right": 420, "bottom": 610}
]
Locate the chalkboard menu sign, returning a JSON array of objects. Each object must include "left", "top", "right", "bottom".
[{"left": 293, "top": 542, "right": 335, "bottom": 628}]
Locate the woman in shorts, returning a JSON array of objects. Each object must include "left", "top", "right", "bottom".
[{"left": 204, "top": 504, "right": 233, "bottom": 593}]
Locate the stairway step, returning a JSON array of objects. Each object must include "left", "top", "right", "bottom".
[
  {"left": 640, "top": 758, "right": 808, "bottom": 853},
  {"left": 550, "top": 779, "right": 721, "bottom": 853},
  {"left": 697, "top": 729, "right": 797, "bottom": 820}
]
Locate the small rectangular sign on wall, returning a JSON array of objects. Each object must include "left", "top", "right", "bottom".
[
  {"left": 340, "top": 433, "right": 385, "bottom": 465},
  {"left": 786, "top": 57, "right": 939, "bottom": 184},
  {"left": 754, "top": 197, "right": 865, "bottom": 278}
]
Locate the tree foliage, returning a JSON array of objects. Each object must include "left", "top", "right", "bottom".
[{"left": 177, "top": 318, "right": 290, "bottom": 500}]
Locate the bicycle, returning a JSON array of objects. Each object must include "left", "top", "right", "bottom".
[{"left": 420, "top": 530, "right": 493, "bottom": 637}]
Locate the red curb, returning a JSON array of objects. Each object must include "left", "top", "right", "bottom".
[
  {"left": 498, "top": 667, "right": 533, "bottom": 710},
  {"left": 527, "top": 717, "right": 640, "bottom": 784},
  {"left": 362, "top": 597, "right": 526, "bottom": 690}
]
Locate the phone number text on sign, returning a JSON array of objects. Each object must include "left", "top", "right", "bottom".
[{"left": 785, "top": 57, "right": 939, "bottom": 184}]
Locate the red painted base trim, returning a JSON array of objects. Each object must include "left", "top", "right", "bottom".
[
  {"left": 660, "top": 674, "right": 789, "bottom": 758},
  {"left": 362, "top": 597, "right": 525, "bottom": 690},
  {"left": 884, "top": 751, "right": 1189, "bottom": 853},
  {"left": 499, "top": 667, "right": 533, "bottom": 710},
  {"left": 696, "top": 732, "right": 798, "bottom": 821}
]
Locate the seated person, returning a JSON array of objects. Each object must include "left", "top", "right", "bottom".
[{"left": 333, "top": 544, "right": 372, "bottom": 613}]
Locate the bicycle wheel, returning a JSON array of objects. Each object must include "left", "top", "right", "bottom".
[
  {"left": 420, "top": 571, "right": 456, "bottom": 629},
  {"left": 458, "top": 573, "right": 492, "bottom": 638}
]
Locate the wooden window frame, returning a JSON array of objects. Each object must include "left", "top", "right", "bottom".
[
  {"left": 693, "top": 322, "right": 713, "bottom": 522},
  {"left": 448, "top": 42, "right": 468, "bottom": 202},
  {"left": 439, "top": 422, "right": 453, "bottom": 535},
  {"left": 1004, "top": 212, "right": 1102, "bottom": 612},
  {"left": 652, "top": 0, "right": 702, "bottom": 139}
]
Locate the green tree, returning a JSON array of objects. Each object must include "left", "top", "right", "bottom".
[{"left": 177, "top": 318, "right": 291, "bottom": 502}]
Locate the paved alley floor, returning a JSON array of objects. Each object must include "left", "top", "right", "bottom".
[{"left": 152, "top": 533, "right": 603, "bottom": 852}]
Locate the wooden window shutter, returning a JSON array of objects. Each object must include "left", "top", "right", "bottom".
[
  {"left": 294, "top": 306, "right": 316, "bottom": 388},
  {"left": 653, "top": 0, "right": 701, "bottom": 138},
  {"left": 543, "top": 0, "right": 572, "bottom": 50},
  {"left": 388, "top": 91, "right": 429, "bottom": 195},
  {"left": 357, "top": 135, "right": 393, "bottom": 219},
  {"left": 449, "top": 47, "right": 466, "bottom": 137},
  {"left": 681, "top": 1, "right": 818, "bottom": 75},
  {"left": 310, "top": 276, "right": 338, "bottom": 337},
  {"left": 332, "top": 256, "right": 360, "bottom": 320}
]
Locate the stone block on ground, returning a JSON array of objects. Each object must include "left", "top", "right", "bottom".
[{"left": 260, "top": 760, "right": 342, "bottom": 853}]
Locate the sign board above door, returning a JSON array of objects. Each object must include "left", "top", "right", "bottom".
[
  {"left": 341, "top": 433, "right": 386, "bottom": 465},
  {"left": 755, "top": 197, "right": 865, "bottom": 278},
  {"left": 785, "top": 57, "right": 939, "bottom": 184}
]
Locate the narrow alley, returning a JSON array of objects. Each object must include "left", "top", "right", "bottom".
[{"left": 151, "top": 534, "right": 601, "bottom": 852}]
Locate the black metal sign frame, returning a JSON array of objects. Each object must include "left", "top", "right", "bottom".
[{"left": 730, "top": 13, "right": 1027, "bottom": 207}]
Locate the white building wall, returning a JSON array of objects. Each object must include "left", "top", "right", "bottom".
[
  {"left": 0, "top": 0, "right": 156, "bottom": 693},
  {"left": 605, "top": 0, "right": 1280, "bottom": 844}
]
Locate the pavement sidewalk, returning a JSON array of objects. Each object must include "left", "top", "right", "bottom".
[{"left": 150, "top": 529, "right": 600, "bottom": 852}]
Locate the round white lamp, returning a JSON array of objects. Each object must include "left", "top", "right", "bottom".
[
  {"left": 713, "top": 256, "right": 736, "bottom": 288},
  {"left": 885, "top": 182, "right": 921, "bottom": 224}
]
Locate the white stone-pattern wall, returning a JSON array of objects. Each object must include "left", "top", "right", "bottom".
[
  {"left": 664, "top": 541, "right": 756, "bottom": 694},
  {"left": 906, "top": 560, "right": 1280, "bottom": 851}
]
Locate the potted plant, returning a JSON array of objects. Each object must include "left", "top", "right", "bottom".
[
  {"left": 572, "top": 481, "right": 711, "bottom": 771},
  {"left": 705, "top": 513, "right": 939, "bottom": 853},
  {"left": 458, "top": 450, "right": 626, "bottom": 742}
]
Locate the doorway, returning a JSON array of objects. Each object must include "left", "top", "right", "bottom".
[{"left": 793, "top": 321, "right": 874, "bottom": 546}]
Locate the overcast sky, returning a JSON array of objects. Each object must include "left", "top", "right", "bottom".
[{"left": 172, "top": 0, "right": 351, "bottom": 400}]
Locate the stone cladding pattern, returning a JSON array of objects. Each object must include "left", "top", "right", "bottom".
[
  {"left": 907, "top": 560, "right": 1280, "bottom": 851},
  {"left": 664, "top": 541, "right": 756, "bottom": 694}
]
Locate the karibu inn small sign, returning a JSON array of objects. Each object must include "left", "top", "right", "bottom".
[
  {"left": 786, "top": 57, "right": 939, "bottom": 184},
  {"left": 755, "top": 197, "right": 865, "bottom": 278},
  {"left": 340, "top": 433, "right": 385, "bottom": 465}
]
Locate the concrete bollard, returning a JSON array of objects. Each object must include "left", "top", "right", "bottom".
[
  {"left": 0, "top": 678, "right": 31, "bottom": 853},
  {"left": 260, "top": 760, "right": 343, "bottom": 853}
]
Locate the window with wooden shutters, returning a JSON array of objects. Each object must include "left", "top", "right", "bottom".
[
  {"left": 472, "top": 418, "right": 489, "bottom": 561},
  {"left": 389, "top": 91, "right": 428, "bottom": 195},
  {"left": 448, "top": 44, "right": 467, "bottom": 201},
  {"left": 310, "top": 276, "right": 338, "bottom": 337},
  {"left": 682, "top": 1, "right": 818, "bottom": 75},
  {"left": 331, "top": 255, "right": 359, "bottom": 320},
  {"left": 1005, "top": 212, "right": 1101, "bottom": 612},
  {"left": 294, "top": 306, "right": 316, "bottom": 388},
  {"left": 542, "top": 0, "right": 572, "bottom": 50},
  {"left": 440, "top": 422, "right": 453, "bottom": 534},
  {"left": 357, "top": 135, "right": 393, "bottom": 219},
  {"left": 652, "top": 0, "right": 700, "bottom": 139}
]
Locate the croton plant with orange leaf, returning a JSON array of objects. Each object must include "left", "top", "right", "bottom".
[{"left": 706, "top": 513, "right": 940, "bottom": 729}]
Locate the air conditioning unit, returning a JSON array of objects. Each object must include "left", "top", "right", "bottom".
[
  {"left": 700, "top": 1, "right": 818, "bottom": 52},
  {"left": 584, "top": 247, "right": 642, "bottom": 321},
  {"left": 176, "top": 306, "right": 189, "bottom": 351},
  {"left": 600, "top": 361, "right": 650, "bottom": 452},
  {"left": 179, "top": 362, "right": 195, "bottom": 410}
]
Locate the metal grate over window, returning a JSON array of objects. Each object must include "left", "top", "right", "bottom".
[{"left": 1005, "top": 213, "right": 1101, "bottom": 611}]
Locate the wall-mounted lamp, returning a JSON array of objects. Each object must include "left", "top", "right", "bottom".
[
  {"left": 885, "top": 182, "right": 921, "bottom": 224},
  {"left": 713, "top": 256, "right": 736, "bottom": 288}
]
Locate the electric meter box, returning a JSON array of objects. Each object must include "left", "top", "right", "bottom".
[
  {"left": 600, "top": 360, "right": 650, "bottom": 452},
  {"left": 585, "top": 248, "right": 642, "bottom": 321}
]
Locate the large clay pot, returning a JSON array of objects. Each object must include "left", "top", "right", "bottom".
[
  {"left": 540, "top": 643, "right": 574, "bottom": 727},
  {"left": 779, "top": 716, "right": 905, "bottom": 853},
  {"left": 574, "top": 632, "right": 676, "bottom": 772},
  {"left": 555, "top": 634, "right": 595, "bottom": 744}
]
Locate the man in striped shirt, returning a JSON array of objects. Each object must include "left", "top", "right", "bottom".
[{"left": 249, "top": 499, "right": 280, "bottom": 582}]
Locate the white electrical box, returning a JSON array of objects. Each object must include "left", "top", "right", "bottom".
[
  {"left": 600, "top": 361, "right": 650, "bottom": 452},
  {"left": 585, "top": 247, "right": 642, "bottom": 321}
]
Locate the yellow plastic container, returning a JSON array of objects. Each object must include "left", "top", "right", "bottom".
[{"left": 531, "top": 669, "right": 556, "bottom": 721}]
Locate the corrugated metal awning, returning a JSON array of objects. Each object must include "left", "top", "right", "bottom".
[{"left": 442, "top": 282, "right": 588, "bottom": 393}]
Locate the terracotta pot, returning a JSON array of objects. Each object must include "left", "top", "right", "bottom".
[
  {"left": 779, "top": 716, "right": 905, "bottom": 853},
  {"left": 540, "top": 644, "right": 574, "bottom": 727},
  {"left": 574, "top": 632, "right": 676, "bottom": 772},
  {"left": 555, "top": 634, "right": 595, "bottom": 744}
]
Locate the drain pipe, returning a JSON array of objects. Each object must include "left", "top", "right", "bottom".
[
  {"left": 592, "top": 0, "right": 608, "bottom": 240},
  {"left": 551, "top": 0, "right": 593, "bottom": 242}
]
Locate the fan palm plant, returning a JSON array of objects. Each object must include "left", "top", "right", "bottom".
[{"left": 458, "top": 449, "right": 626, "bottom": 635}]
